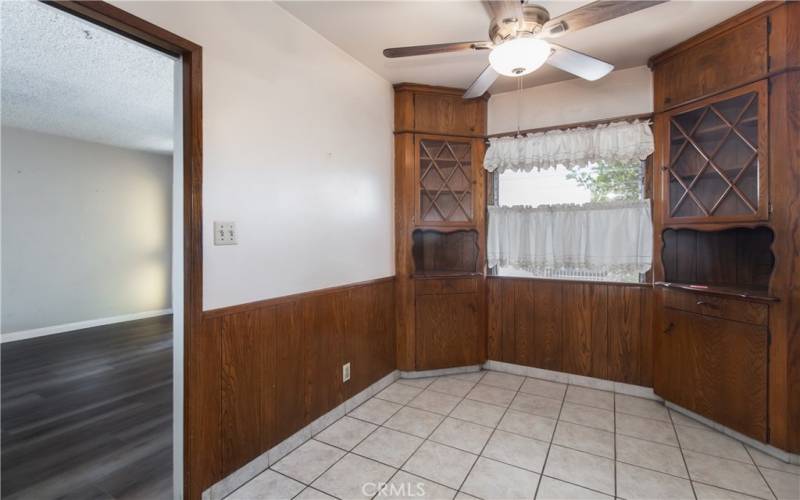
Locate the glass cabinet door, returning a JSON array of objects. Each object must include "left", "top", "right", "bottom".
[
  {"left": 664, "top": 81, "right": 768, "bottom": 223},
  {"left": 417, "top": 136, "right": 474, "bottom": 225}
]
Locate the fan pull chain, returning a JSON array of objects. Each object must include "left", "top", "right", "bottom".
[{"left": 516, "top": 74, "right": 524, "bottom": 137}]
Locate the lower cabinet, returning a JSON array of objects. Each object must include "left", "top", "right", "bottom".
[
  {"left": 655, "top": 301, "right": 768, "bottom": 440},
  {"left": 415, "top": 278, "right": 482, "bottom": 370}
]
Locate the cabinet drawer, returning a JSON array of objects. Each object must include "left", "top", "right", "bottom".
[
  {"left": 663, "top": 289, "right": 767, "bottom": 325},
  {"left": 415, "top": 277, "right": 477, "bottom": 296}
]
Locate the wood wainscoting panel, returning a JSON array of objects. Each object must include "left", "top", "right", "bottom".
[
  {"left": 487, "top": 278, "right": 502, "bottom": 361},
  {"left": 203, "top": 277, "right": 396, "bottom": 480},
  {"left": 302, "top": 292, "right": 348, "bottom": 423},
  {"left": 607, "top": 287, "right": 644, "bottom": 384},
  {"left": 347, "top": 282, "right": 396, "bottom": 397},
  {"left": 274, "top": 302, "right": 305, "bottom": 443},
  {"left": 488, "top": 277, "right": 652, "bottom": 387},
  {"left": 561, "top": 283, "right": 608, "bottom": 379},
  {"left": 533, "top": 282, "right": 563, "bottom": 371},
  {"left": 220, "top": 308, "right": 277, "bottom": 473},
  {"left": 513, "top": 280, "right": 536, "bottom": 367}
]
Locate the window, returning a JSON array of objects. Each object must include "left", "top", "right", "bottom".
[{"left": 494, "top": 159, "right": 647, "bottom": 283}]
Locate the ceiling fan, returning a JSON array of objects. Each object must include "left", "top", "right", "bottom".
[{"left": 383, "top": 0, "right": 666, "bottom": 99}]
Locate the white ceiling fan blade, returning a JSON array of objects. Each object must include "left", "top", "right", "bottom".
[
  {"left": 547, "top": 44, "right": 614, "bottom": 81},
  {"left": 463, "top": 64, "right": 499, "bottom": 99}
]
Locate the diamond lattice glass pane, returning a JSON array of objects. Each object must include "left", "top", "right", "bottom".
[
  {"left": 421, "top": 192, "right": 444, "bottom": 222},
  {"left": 735, "top": 159, "right": 759, "bottom": 209},
  {"left": 715, "top": 92, "right": 756, "bottom": 124},
  {"left": 448, "top": 167, "right": 471, "bottom": 192},
  {"left": 419, "top": 139, "right": 473, "bottom": 223},
  {"left": 715, "top": 190, "right": 754, "bottom": 216},
  {"left": 692, "top": 110, "right": 726, "bottom": 156},
  {"left": 714, "top": 133, "right": 754, "bottom": 180},
  {"left": 693, "top": 169, "right": 728, "bottom": 213},
  {"left": 673, "top": 192, "right": 704, "bottom": 217},
  {"left": 668, "top": 89, "right": 761, "bottom": 219},
  {"left": 737, "top": 98, "right": 758, "bottom": 146},
  {"left": 420, "top": 162, "right": 445, "bottom": 191},
  {"left": 672, "top": 144, "right": 705, "bottom": 179},
  {"left": 673, "top": 107, "right": 704, "bottom": 133}
]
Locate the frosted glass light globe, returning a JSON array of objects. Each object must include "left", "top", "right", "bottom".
[{"left": 489, "top": 38, "right": 552, "bottom": 77}]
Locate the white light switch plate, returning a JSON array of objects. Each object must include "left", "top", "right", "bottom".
[
  {"left": 343, "top": 363, "right": 351, "bottom": 382},
  {"left": 214, "top": 221, "right": 237, "bottom": 245}
]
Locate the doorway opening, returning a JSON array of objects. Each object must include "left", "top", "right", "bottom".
[{"left": 1, "top": 1, "right": 201, "bottom": 498}]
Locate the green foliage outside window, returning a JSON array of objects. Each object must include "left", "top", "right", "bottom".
[{"left": 565, "top": 160, "right": 643, "bottom": 202}]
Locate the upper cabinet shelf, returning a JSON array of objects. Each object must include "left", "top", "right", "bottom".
[{"left": 659, "top": 81, "right": 768, "bottom": 224}]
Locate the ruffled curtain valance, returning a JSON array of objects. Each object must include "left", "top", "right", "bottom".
[
  {"left": 487, "top": 200, "right": 653, "bottom": 274},
  {"left": 484, "top": 120, "right": 654, "bottom": 173}
]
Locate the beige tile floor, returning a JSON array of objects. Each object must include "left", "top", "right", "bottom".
[{"left": 226, "top": 371, "right": 800, "bottom": 500}]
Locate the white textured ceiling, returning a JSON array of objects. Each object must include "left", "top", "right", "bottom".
[
  {"left": 278, "top": 0, "right": 760, "bottom": 94},
  {"left": 1, "top": 0, "right": 175, "bottom": 154}
]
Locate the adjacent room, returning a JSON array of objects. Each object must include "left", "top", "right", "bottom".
[
  {"left": 1, "top": 1, "right": 178, "bottom": 498},
  {"left": 1, "top": 1, "right": 798, "bottom": 500}
]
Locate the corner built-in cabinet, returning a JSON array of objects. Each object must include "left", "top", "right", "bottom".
[
  {"left": 663, "top": 82, "right": 768, "bottom": 223},
  {"left": 650, "top": 1, "right": 800, "bottom": 453},
  {"left": 395, "top": 84, "right": 487, "bottom": 370}
]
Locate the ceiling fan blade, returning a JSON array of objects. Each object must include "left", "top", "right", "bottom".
[
  {"left": 463, "top": 64, "right": 499, "bottom": 99},
  {"left": 483, "top": 0, "right": 524, "bottom": 27},
  {"left": 383, "top": 41, "right": 491, "bottom": 58},
  {"left": 541, "top": 1, "right": 667, "bottom": 38},
  {"left": 546, "top": 44, "right": 614, "bottom": 81}
]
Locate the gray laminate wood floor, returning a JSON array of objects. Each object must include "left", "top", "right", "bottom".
[{"left": 1, "top": 315, "right": 172, "bottom": 500}]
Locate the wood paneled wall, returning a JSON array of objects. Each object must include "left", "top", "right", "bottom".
[
  {"left": 487, "top": 277, "right": 653, "bottom": 387},
  {"left": 197, "top": 278, "right": 396, "bottom": 489}
]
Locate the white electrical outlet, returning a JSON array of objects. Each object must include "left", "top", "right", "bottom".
[
  {"left": 214, "top": 221, "right": 237, "bottom": 245},
  {"left": 343, "top": 362, "right": 351, "bottom": 382}
]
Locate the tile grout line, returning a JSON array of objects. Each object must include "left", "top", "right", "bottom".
[
  {"left": 744, "top": 445, "right": 779, "bottom": 500},
  {"left": 453, "top": 376, "right": 529, "bottom": 498},
  {"left": 532, "top": 379, "right": 569, "bottom": 500},
  {"left": 278, "top": 385, "right": 415, "bottom": 500},
  {"left": 239, "top": 371, "right": 779, "bottom": 500},
  {"left": 667, "top": 405, "right": 698, "bottom": 500},
  {"left": 370, "top": 372, "right": 487, "bottom": 499}
]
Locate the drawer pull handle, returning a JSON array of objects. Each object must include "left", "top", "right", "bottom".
[
  {"left": 696, "top": 300, "right": 718, "bottom": 309},
  {"left": 664, "top": 322, "right": 675, "bottom": 335}
]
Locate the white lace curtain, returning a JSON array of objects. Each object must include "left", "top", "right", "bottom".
[
  {"left": 484, "top": 119, "right": 654, "bottom": 173},
  {"left": 487, "top": 201, "right": 653, "bottom": 274}
]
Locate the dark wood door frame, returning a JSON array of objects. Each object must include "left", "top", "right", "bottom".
[{"left": 42, "top": 1, "right": 203, "bottom": 497}]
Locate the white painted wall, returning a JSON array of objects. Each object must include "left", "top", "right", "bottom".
[
  {"left": 116, "top": 1, "right": 395, "bottom": 310},
  {"left": 488, "top": 66, "right": 653, "bottom": 135},
  {"left": 1, "top": 126, "right": 173, "bottom": 334}
]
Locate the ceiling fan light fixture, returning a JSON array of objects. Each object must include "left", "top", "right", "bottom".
[{"left": 488, "top": 37, "right": 551, "bottom": 77}]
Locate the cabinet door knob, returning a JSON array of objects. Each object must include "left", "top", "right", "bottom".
[{"left": 664, "top": 322, "right": 675, "bottom": 335}]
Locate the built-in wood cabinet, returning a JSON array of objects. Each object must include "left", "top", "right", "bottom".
[
  {"left": 415, "top": 277, "right": 482, "bottom": 369},
  {"left": 652, "top": 16, "right": 768, "bottom": 112},
  {"left": 650, "top": 1, "right": 800, "bottom": 454},
  {"left": 395, "top": 84, "right": 488, "bottom": 371},
  {"left": 655, "top": 290, "right": 768, "bottom": 440},
  {"left": 660, "top": 81, "right": 768, "bottom": 224}
]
